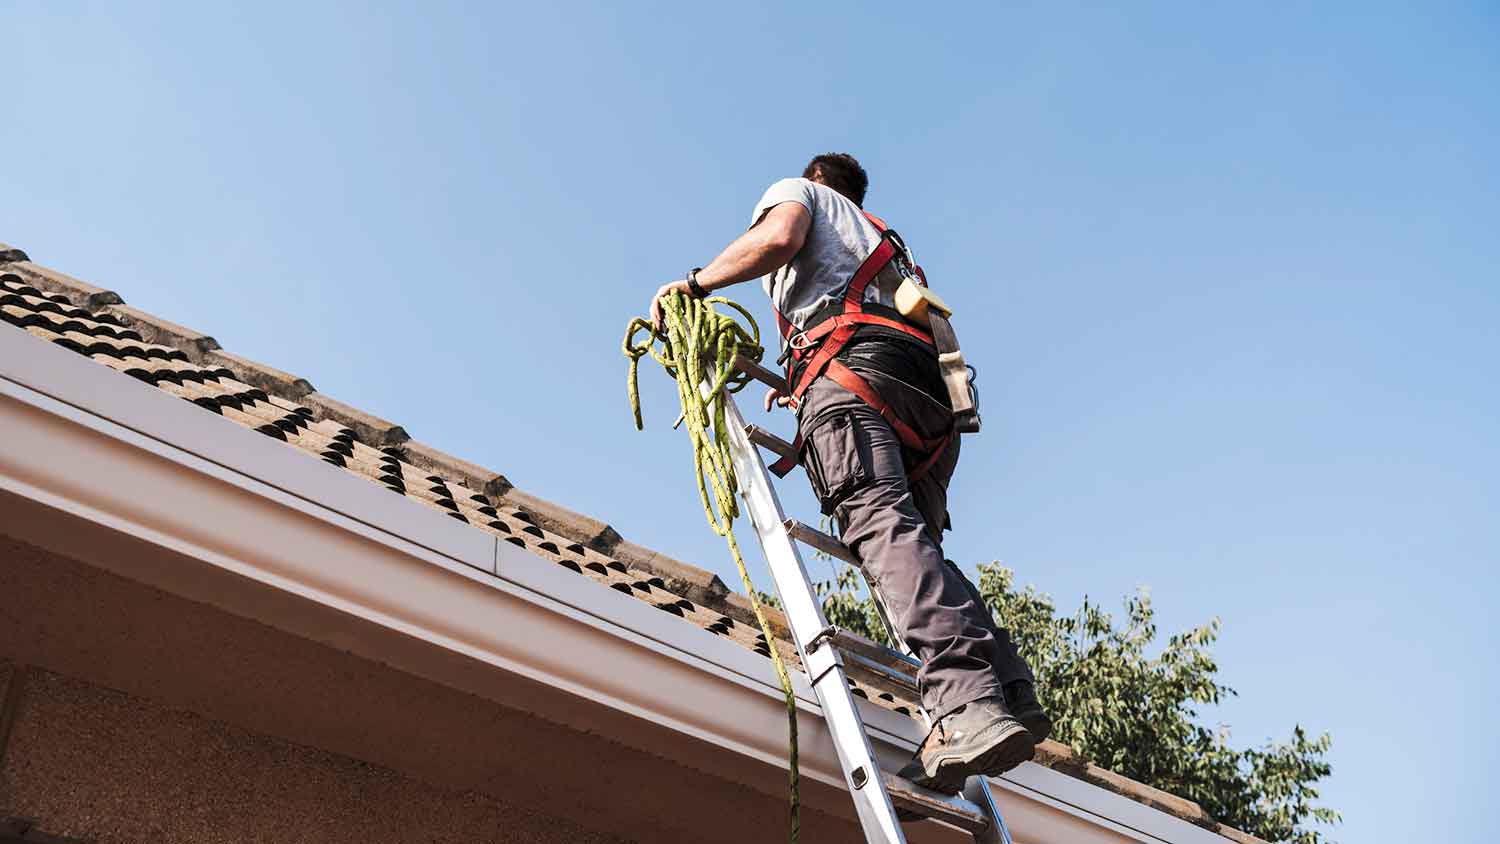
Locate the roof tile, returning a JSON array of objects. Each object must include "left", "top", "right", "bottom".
[
  {"left": 3, "top": 260, "right": 121, "bottom": 310},
  {"left": 398, "top": 439, "right": 510, "bottom": 502},
  {"left": 722, "top": 591, "right": 794, "bottom": 640},
  {"left": 493, "top": 486, "right": 623, "bottom": 553},
  {"left": 102, "top": 303, "right": 219, "bottom": 359},
  {"left": 299, "top": 391, "right": 409, "bottom": 447},
  {"left": 203, "top": 348, "right": 316, "bottom": 399},
  {"left": 606, "top": 537, "right": 733, "bottom": 607}
]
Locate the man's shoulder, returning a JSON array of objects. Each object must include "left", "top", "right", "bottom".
[
  {"left": 751, "top": 178, "right": 818, "bottom": 224},
  {"left": 767, "top": 176, "right": 814, "bottom": 190},
  {"left": 758, "top": 177, "right": 816, "bottom": 201}
]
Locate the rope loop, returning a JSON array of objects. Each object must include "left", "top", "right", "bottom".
[{"left": 622, "top": 292, "right": 801, "bottom": 842}]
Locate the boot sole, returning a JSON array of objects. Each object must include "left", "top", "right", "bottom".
[{"left": 918, "top": 718, "right": 1037, "bottom": 795}]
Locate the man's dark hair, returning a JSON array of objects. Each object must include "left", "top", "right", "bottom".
[{"left": 803, "top": 153, "right": 869, "bottom": 207}]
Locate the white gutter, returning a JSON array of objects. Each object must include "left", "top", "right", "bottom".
[{"left": 0, "top": 327, "right": 1236, "bottom": 844}]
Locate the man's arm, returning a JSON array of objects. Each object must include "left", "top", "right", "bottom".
[{"left": 648, "top": 202, "right": 811, "bottom": 330}]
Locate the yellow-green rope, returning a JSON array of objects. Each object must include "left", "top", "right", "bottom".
[{"left": 623, "top": 291, "right": 800, "bottom": 842}]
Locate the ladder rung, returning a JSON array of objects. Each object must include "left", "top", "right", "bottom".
[
  {"left": 745, "top": 424, "right": 796, "bottom": 461},
  {"left": 784, "top": 518, "right": 858, "bottom": 565},
  {"left": 824, "top": 628, "right": 919, "bottom": 696},
  {"left": 731, "top": 353, "right": 788, "bottom": 393},
  {"left": 830, "top": 628, "right": 921, "bottom": 673},
  {"left": 884, "top": 773, "right": 991, "bottom": 832},
  {"left": 843, "top": 650, "right": 918, "bottom": 697}
]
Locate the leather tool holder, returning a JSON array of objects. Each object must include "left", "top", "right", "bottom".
[{"left": 927, "top": 313, "right": 981, "bottom": 434}]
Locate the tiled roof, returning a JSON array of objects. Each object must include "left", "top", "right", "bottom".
[
  {"left": 0, "top": 248, "right": 907, "bottom": 718},
  {"left": 0, "top": 244, "right": 1261, "bottom": 843}
]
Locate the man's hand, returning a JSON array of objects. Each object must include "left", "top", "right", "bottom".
[
  {"left": 649, "top": 279, "right": 692, "bottom": 332},
  {"left": 764, "top": 386, "right": 793, "bottom": 412}
]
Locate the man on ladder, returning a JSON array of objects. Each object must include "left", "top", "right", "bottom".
[{"left": 648, "top": 153, "right": 1053, "bottom": 795}]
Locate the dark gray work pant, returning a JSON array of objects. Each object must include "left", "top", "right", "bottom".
[{"left": 797, "top": 369, "right": 1034, "bottom": 720}]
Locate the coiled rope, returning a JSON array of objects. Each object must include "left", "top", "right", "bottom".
[{"left": 623, "top": 291, "right": 801, "bottom": 842}]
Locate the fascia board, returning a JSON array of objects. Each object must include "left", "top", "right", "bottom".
[
  {"left": 0, "top": 327, "right": 1240, "bottom": 844},
  {"left": 0, "top": 332, "right": 829, "bottom": 773}
]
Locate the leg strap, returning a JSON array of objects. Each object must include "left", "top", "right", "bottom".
[
  {"left": 769, "top": 433, "right": 803, "bottom": 478},
  {"left": 768, "top": 363, "right": 955, "bottom": 482}
]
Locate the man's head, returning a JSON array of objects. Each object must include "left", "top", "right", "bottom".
[{"left": 803, "top": 153, "right": 868, "bottom": 207}]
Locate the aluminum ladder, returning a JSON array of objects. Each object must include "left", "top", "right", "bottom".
[{"left": 710, "top": 355, "right": 1013, "bottom": 844}]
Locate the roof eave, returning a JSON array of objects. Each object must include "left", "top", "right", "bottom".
[{"left": 0, "top": 326, "right": 1240, "bottom": 844}]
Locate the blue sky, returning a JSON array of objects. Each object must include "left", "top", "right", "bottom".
[{"left": 6, "top": 2, "right": 1496, "bottom": 841}]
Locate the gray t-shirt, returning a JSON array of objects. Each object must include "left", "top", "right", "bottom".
[{"left": 751, "top": 178, "right": 907, "bottom": 349}]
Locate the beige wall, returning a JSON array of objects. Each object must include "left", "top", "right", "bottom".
[{"left": 0, "top": 665, "right": 622, "bottom": 844}]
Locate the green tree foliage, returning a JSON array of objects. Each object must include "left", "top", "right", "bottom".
[{"left": 800, "top": 562, "right": 1340, "bottom": 843}]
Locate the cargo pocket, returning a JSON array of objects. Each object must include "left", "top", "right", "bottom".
[{"left": 800, "top": 411, "right": 871, "bottom": 515}]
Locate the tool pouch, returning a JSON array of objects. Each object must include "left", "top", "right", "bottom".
[
  {"left": 895, "top": 278, "right": 981, "bottom": 434},
  {"left": 929, "top": 314, "right": 981, "bottom": 433}
]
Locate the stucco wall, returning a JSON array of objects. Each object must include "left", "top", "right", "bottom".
[{"left": 0, "top": 665, "right": 624, "bottom": 844}]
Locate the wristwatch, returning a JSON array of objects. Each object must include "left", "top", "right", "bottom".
[{"left": 686, "top": 267, "right": 708, "bottom": 299}]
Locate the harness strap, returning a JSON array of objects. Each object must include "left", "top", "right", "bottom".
[
  {"left": 775, "top": 216, "right": 900, "bottom": 345},
  {"left": 842, "top": 236, "right": 898, "bottom": 308},
  {"left": 797, "top": 311, "right": 934, "bottom": 348},
  {"left": 768, "top": 436, "right": 800, "bottom": 477},
  {"left": 786, "top": 320, "right": 855, "bottom": 399},
  {"left": 782, "top": 231, "right": 909, "bottom": 399},
  {"left": 824, "top": 361, "right": 951, "bottom": 459},
  {"left": 774, "top": 308, "right": 795, "bottom": 344},
  {"left": 768, "top": 361, "right": 955, "bottom": 484},
  {"left": 767, "top": 209, "right": 954, "bottom": 484},
  {"left": 768, "top": 436, "right": 799, "bottom": 477}
]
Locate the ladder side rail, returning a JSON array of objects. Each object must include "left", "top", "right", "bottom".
[
  {"left": 709, "top": 385, "right": 910, "bottom": 844},
  {"left": 964, "top": 777, "right": 1012, "bottom": 844}
]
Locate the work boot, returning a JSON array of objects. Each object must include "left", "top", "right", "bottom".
[
  {"left": 894, "top": 697, "right": 1036, "bottom": 796},
  {"left": 1003, "top": 679, "right": 1053, "bottom": 743}
]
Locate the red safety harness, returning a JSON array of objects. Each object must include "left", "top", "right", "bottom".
[{"left": 768, "top": 211, "right": 956, "bottom": 483}]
